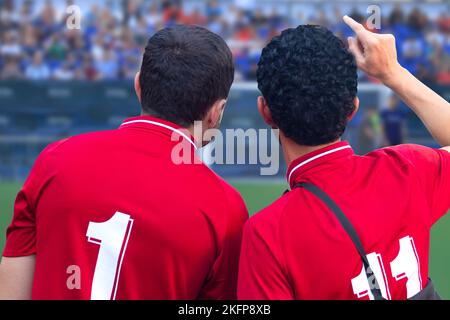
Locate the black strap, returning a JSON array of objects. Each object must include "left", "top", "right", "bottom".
[{"left": 294, "top": 182, "right": 384, "bottom": 300}]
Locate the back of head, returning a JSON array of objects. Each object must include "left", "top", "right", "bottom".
[
  {"left": 257, "top": 25, "right": 358, "bottom": 146},
  {"left": 139, "top": 25, "right": 234, "bottom": 127}
]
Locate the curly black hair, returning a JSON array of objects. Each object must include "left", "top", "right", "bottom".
[{"left": 257, "top": 25, "right": 358, "bottom": 146}]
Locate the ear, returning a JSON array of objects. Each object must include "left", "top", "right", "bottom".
[
  {"left": 134, "top": 72, "right": 142, "bottom": 103},
  {"left": 205, "top": 99, "right": 227, "bottom": 129},
  {"left": 347, "top": 96, "right": 360, "bottom": 122},
  {"left": 257, "top": 96, "right": 277, "bottom": 128}
]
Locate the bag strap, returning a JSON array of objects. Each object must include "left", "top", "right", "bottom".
[{"left": 294, "top": 182, "right": 384, "bottom": 300}]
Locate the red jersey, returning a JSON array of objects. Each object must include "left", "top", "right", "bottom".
[
  {"left": 3, "top": 115, "right": 248, "bottom": 300},
  {"left": 238, "top": 141, "right": 450, "bottom": 300}
]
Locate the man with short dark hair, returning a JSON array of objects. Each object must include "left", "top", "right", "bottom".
[
  {"left": 0, "top": 25, "right": 248, "bottom": 300},
  {"left": 238, "top": 17, "right": 450, "bottom": 300}
]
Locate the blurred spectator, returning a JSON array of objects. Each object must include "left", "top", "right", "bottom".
[
  {"left": 53, "top": 54, "right": 76, "bottom": 80},
  {"left": 145, "top": 3, "right": 163, "bottom": 29},
  {"left": 206, "top": 0, "right": 222, "bottom": 20},
  {"left": 0, "top": 57, "right": 23, "bottom": 79},
  {"left": 81, "top": 55, "right": 99, "bottom": 81},
  {"left": 381, "top": 95, "right": 407, "bottom": 146},
  {"left": 53, "top": 61, "right": 75, "bottom": 80},
  {"left": 416, "top": 62, "right": 434, "bottom": 82},
  {"left": 0, "top": 1, "right": 450, "bottom": 82},
  {"left": 0, "top": 0, "right": 19, "bottom": 28},
  {"left": 187, "top": 8, "right": 207, "bottom": 26},
  {"left": 358, "top": 107, "right": 382, "bottom": 154},
  {"left": 401, "top": 36, "right": 424, "bottom": 74},
  {"left": 388, "top": 4, "right": 404, "bottom": 27},
  {"left": 96, "top": 50, "right": 119, "bottom": 80},
  {"left": 436, "top": 61, "right": 450, "bottom": 85},
  {"left": 437, "top": 12, "right": 450, "bottom": 33},
  {"left": 407, "top": 7, "right": 428, "bottom": 32},
  {"left": 0, "top": 31, "right": 22, "bottom": 58},
  {"left": 25, "top": 51, "right": 50, "bottom": 80}
]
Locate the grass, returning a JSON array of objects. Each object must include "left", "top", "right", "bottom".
[
  {"left": 0, "top": 182, "right": 21, "bottom": 256},
  {"left": 1, "top": 181, "right": 449, "bottom": 299},
  {"left": 230, "top": 181, "right": 286, "bottom": 214}
]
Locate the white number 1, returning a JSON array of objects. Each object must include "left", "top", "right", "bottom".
[
  {"left": 351, "top": 252, "right": 391, "bottom": 300},
  {"left": 390, "top": 236, "right": 422, "bottom": 298},
  {"left": 86, "top": 212, "right": 134, "bottom": 300},
  {"left": 351, "top": 236, "right": 422, "bottom": 300}
]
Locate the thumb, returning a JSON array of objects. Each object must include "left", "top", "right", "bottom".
[{"left": 348, "top": 36, "right": 365, "bottom": 68}]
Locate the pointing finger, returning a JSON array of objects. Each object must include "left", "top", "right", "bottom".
[
  {"left": 347, "top": 37, "right": 365, "bottom": 68},
  {"left": 343, "top": 15, "right": 366, "bottom": 36}
]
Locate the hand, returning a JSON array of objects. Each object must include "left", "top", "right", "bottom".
[{"left": 343, "top": 15, "right": 403, "bottom": 85}]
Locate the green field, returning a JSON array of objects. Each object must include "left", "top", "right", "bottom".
[
  {"left": 1, "top": 181, "right": 449, "bottom": 299},
  {"left": 0, "top": 182, "right": 21, "bottom": 256}
]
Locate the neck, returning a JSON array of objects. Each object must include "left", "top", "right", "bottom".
[
  {"left": 186, "top": 124, "right": 197, "bottom": 144},
  {"left": 140, "top": 111, "right": 201, "bottom": 147},
  {"left": 281, "top": 136, "right": 341, "bottom": 167}
]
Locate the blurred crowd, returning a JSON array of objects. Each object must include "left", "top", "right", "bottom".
[
  {"left": 1, "top": 0, "right": 450, "bottom": 83},
  {"left": 354, "top": 95, "right": 407, "bottom": 155}
]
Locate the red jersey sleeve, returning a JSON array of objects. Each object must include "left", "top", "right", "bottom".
[
  {"left": 392, "top": 144, "right": 450, "bottom": 225},
  {"left": 2, "top": 141, "right": 62, "bottom": 257},
  {"left": 237, "top": 218, "right": 293, "bottom": 300},
  {"left": 198, "top": 186, "right": 248, "bottom": 300}
]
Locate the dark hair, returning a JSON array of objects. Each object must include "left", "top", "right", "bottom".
[
  {"left": 139, "top": 25, "right": 234, "bottom": 127},
  {"left": 257, "top": 25, "right": 358, "bottom": 146}
]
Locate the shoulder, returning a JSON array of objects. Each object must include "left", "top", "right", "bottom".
[
  {"left": 219, "top": 179, "right": 248, "bottom": 217},
  {"left": 31, "top": 131, "right": 121, "bottom": 176},
  {"left": 169, "top": 156, "right": 249, "bottom": 228},
  {"left": 246, "top": 191, "right": 291, "bottom": 236},
  {"left": 32, "top": 138, "right": 72, "bottom": 169},
  {"left": 241, "top": 191, "right": 293, "bottom": 275},
  {"left": 200, "top": 168, "right": 248, "bottom": 222},
  {"left": 38, "top": 130, "right": 117, "bottom": 158},
  {"left": 38, "top": 138, "right": 71, "bottom": 158},
  {"left": 366, "top": 144, "right": 445, "bottom": 167}
]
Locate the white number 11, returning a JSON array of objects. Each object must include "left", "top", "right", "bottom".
[{"left": 86, "top": 212, "right": 134, "bottom": 300}]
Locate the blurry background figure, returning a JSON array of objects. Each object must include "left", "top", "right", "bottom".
[
  {"left": 381, "top": 95, "right": 407, "bottom": 146},
  {"left": 25, "top": 51, "right": 50, "bottom": 80},
  {"left": 437, "top": 60, "right": 450, "bottom": 85},
  {"left": 95, "top": 50, "right": 119, "bottom": 80},
  {"left": 358, "top": 107, "right": 382, "bottom": 154},
  {"left": 0, "top": 57, "right": 22, "bottom": 79}
]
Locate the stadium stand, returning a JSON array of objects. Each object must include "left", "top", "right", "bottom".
[
  {"left": 0, "top": 0, "right": 449, "bottom": 181},
  {"left": 1, "top": 0, "right": 450, "bottom": 82}
]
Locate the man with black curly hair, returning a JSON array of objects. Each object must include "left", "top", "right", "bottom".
[{"left": 238, "top": 16, "right": 450, "bottom": 300}]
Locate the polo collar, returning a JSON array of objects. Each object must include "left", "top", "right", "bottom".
[
  {"left": 287, "top": 141, "right": 353, "bottom": 188},
  {"left": 119, "top": 115, "right": 198, "bottom": 150}
]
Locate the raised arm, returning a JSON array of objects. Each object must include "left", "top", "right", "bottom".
[{"left": 343, "top": 15, "right": 450, "bottom": 151}]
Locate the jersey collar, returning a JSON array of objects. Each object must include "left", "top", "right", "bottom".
[
  {"left": 287, "top": 141, "right": 353, "bottom": 188},
  {"left": 119, "top": 116, "right": 197, "bottom": 150}
]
